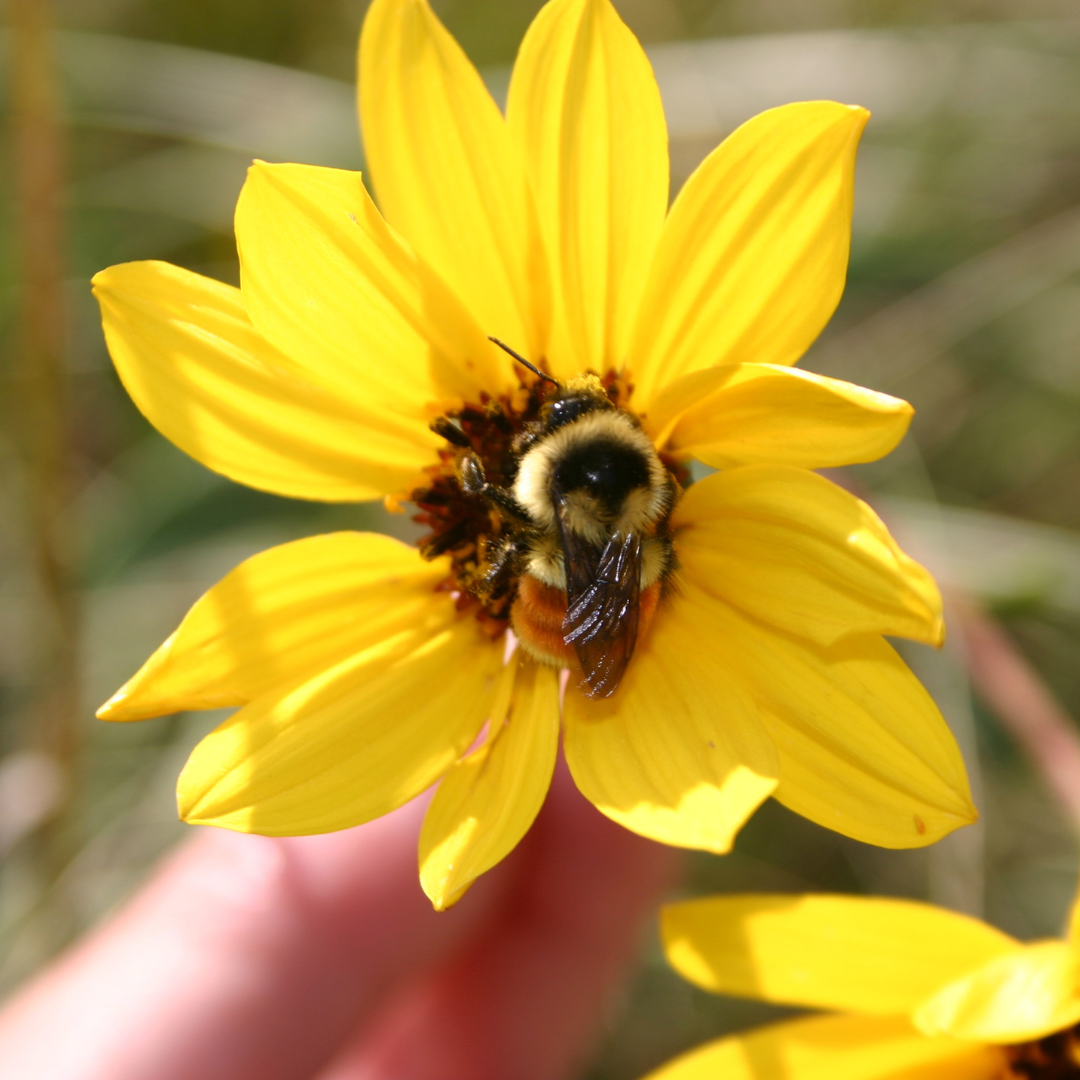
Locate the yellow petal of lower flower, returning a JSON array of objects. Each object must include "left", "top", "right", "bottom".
[
  {"left": 675, "top": 466, "right": 944, "bottom": 647},
  {"left": 359, "top": 0, "right": 547, "bottom": 359},
  {"left": 236, "top": 162, "right": 509, "bottom": 408},
  {"left": 648, "top": 363, "right": 913, "bottom": 470},
  {"left": 914, "top": 941, "right": 1080, "bottom": 1044},
  {"left": 705, "top": 603, "right": 975, "bottom": 847},
  {"left": 419, "top": 656, "right": 560, "bottom": 911},
  {"left": 643, "top": 1013, "right": 1004, "bottom": 1080},
  {"left": 563, "top": 582, "right": 778, "bottom": 853},
  {"left": 92, "top": 261, "right": 435, "bottom": 501},
  {"left": 628, "top": 101, "right": 868, "bottom": 408},
  {"left": 661, "top": 894, "right": 1020, "bottom": 1015},
  {"left": 507, "top": 0, "right": 667, "bottom": 376},
  {"left": 98, "top": 533, "right": 449, "bottom": 722},
  {"left": 178, "top": 619, "right": 503, "bottom": 835}
]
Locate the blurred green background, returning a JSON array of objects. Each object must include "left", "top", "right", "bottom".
[{"left": 3, "top": 0, "right": 1080, "bottom": 1075}]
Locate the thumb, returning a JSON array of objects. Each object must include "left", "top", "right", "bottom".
[{"left": 0, "top": 795, "right": 504, "bottom": 1080}]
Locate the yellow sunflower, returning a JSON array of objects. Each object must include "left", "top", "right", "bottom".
[
  {"left": 92, "top": 0, "right": 975, "bottom": 910},
  {"left": 650, "top": 889, "right": 1080, "bottom": 1080}
]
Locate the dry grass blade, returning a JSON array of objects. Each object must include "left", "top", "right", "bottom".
[
  {"left": 8, "top": 0, "right": 79, "bottom": 949},
  {"left": 955, "top": 598, "right": 1080, "bottom": 836}
]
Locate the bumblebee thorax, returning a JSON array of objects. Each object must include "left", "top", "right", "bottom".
[{"left": 513, "top": 409, "right": 669, "bottom": 534}]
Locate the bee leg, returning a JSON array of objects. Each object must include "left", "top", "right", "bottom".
[
  {"left": 458, "top": 451, "right": 486, "bottom": 493},
  {"left": 482, "top": 537, "right": 526, "bottom": 597},
  {"left": 460, "top": 453, "right": 532, "bottom": 524},
  {"left": 485, "top": 485, "right": 533, "bottom": 524},
  {"left": 429, "top": 415, "right": 473, "bottom": 448}
]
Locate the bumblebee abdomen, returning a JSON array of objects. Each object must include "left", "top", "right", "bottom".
[
  {"left": 511, "top": 576, "right": 575, "bottom": 668},
  {"left": 512, "top": 576, "right": 664, "bottom": 684}
]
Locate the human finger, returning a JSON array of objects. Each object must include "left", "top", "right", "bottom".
[
  {"left": 0, "top": 795, "right": 505, "bottom": 1080},
  {"left": 318, "top": 756, "right": 683, "bottom": 1080}
]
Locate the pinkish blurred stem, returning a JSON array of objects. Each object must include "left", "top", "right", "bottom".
[
  {"left": 955, "top": 598, "right": 1080, "bottom": 834},
  {"left": 10, "top": 0, "right": 79, "bottom": 889}
]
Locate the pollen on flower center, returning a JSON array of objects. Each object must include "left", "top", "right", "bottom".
[
  {"left": 411, "top": 374, "right": 551, "bottom": 634},
  {"left": 1005, "top": 1024, "right": 1080, "bottom": 1080}
]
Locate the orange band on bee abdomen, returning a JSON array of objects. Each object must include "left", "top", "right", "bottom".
[
  {"left": 638, "top": 581, "right": 661, "bottom": 639},
  {"left": 512, "top": 576, "right": 575, "bottom": 667},
  {"left": 511, "top": 577, "right": 662, "bottom": 671}
]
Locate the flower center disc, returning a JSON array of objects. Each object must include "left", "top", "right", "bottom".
[{"left": 1007, "top": 1025, "right": 1080, "bottom": 1080}]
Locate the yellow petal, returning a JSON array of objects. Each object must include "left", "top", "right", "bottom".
[
  {"left": 178, "top": 618, "right": 503, "bottom": 835},
  {"left": 692, "top": 601, "right": 975, "bottom": 847},
  {"left": 643, "top": 1013, "right": 1004, "bottom": 1080},
  {"left": 674, "top": 466, "right": 944, "bottom": 647},
  {"left": 563, "top": 581, "right": 778, "bottom": 853},
  {"left": 236, "top": 162, "right": 510, "bottom": 407},
  {"left": 662, "top": 894, "right": 1020, "bottom": 1015},
  {"left": 359, "top": 0, "right": 547, "bottom": 359},
  {"left": 507, "top": 0, "right": 667, "bottom": 377},
  {"left": 92, "top": 261, "right": 435, "bottom": 501},
  {"left": 628, "top": 101, "right": 868, "bottom": 407},
  {"left": 648, "top": 363, "right": 913, "bottom": 470},
  {"left": 419, "top": 656, "right": 560, "bottom": 910},
  {"left": 99, "top": 532, "right": 450, "bottom": 722},
  {"left": 915, "top": 940, "right": 1080, "bottom": 1044}
]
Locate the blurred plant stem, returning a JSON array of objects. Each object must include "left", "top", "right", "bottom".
[
  {"left": 9, "top": 0, "right": 79, "bottom": 938},
  {"left": 955, "top": 599, "right": 1080, "bottom": 838}
]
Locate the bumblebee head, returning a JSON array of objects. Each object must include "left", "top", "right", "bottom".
[
  {"left": 486, "top": 338, "right": 617, "bottom": 434},
  {"left": 540, "top": 374, "right": 613, "bottom": 433}
]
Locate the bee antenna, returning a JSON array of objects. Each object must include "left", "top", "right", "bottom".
[{"left": 488, "top": 337, "right": 559, "bottom": 387}]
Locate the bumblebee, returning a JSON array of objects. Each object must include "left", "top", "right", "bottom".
[{"left": 453, "top": 340, "right": 679, "bottom": 698}]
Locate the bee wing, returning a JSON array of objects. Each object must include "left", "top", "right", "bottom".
[{"left": 558, "top": 523, "right": 642, "bottom": 699}]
